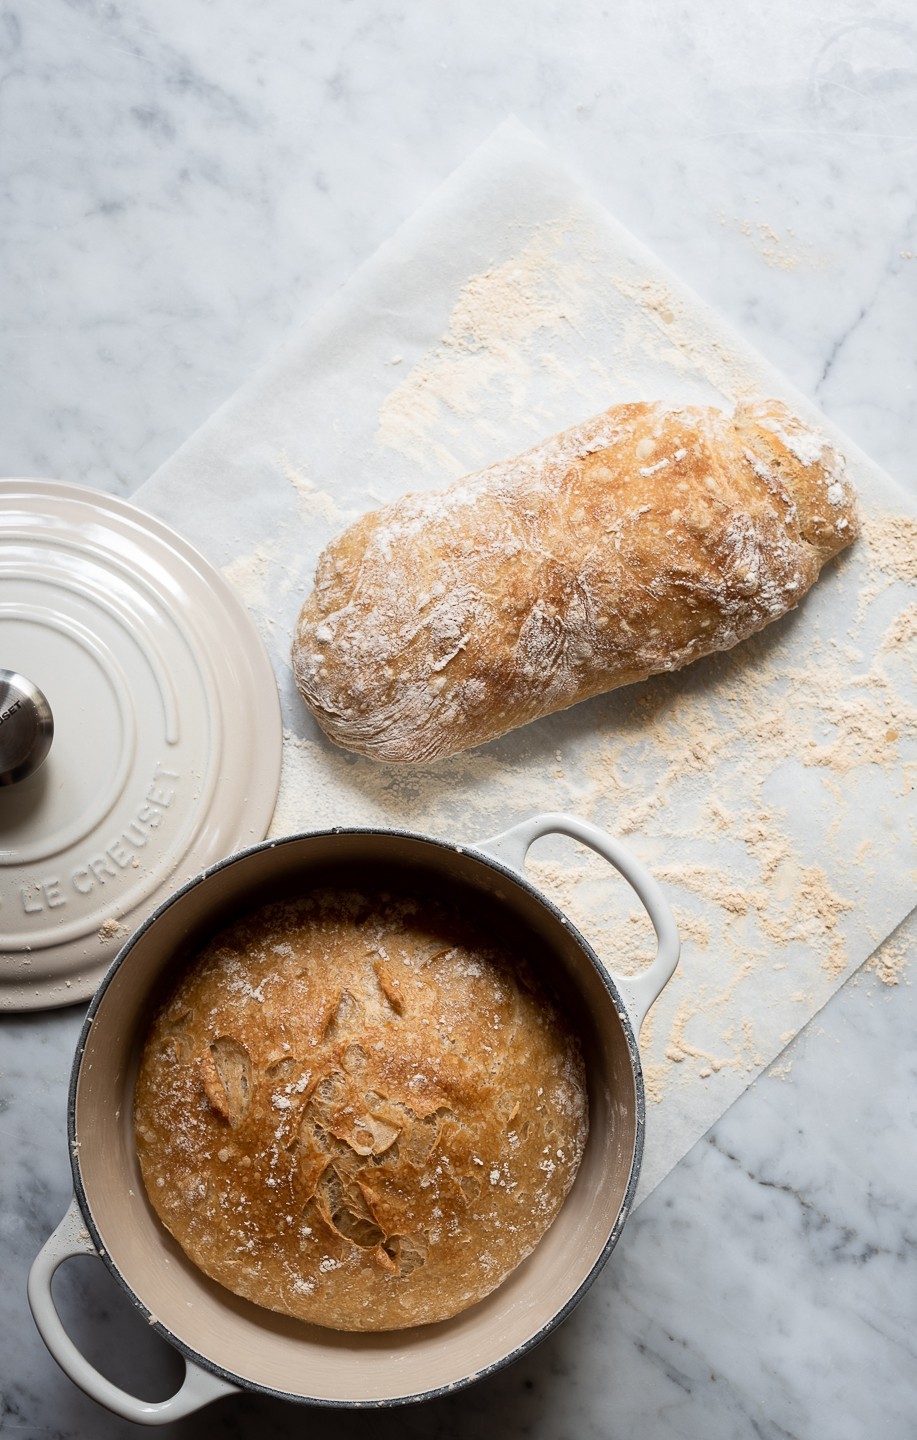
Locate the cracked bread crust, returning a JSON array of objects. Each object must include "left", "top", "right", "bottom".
[
  {"left": 292, "top": 398, "right": 858, "bottom": 763},
  {"left": 133, "top": 888, "right": 588, "bottom": 1331}
]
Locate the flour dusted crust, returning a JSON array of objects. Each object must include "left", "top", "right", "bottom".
[
  {"left": 134, "top": 889, "right": 588, "bottom": 1331},
  {"left": 292, "top": 398, "right": 859, "bottom": 763}
]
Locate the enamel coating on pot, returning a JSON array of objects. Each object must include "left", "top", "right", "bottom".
[{"left": 35, "top": 819, "right": 679, "bottom": 1417}]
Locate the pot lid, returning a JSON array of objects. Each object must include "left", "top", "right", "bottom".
[{"left": 0, "top": 479, "right": 283, "bottom": 1010}]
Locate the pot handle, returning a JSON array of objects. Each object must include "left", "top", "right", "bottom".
[
  {"left": 476, "top": 812, "right": 679, "bottom": 1033},
  {"left": 28, "top": 1197, "right": 239, "bottom": 1425}
]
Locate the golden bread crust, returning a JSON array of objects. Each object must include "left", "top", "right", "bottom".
[
  {"left": 134, "top": 889, "right": 588, "bottom": 1331},
  {"left": 292, "top": 399, "right": 858, "bottom": 762}
]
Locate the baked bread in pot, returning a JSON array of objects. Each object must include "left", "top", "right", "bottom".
[
  {"left": 134, "top": 883, "right": 589, "bottom": 1331},
  {"left": 59, "top": 827, "right": 663, "bottom": 1407}
]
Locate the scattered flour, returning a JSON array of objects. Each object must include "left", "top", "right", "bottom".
[{"left": 221, "top": 209, "right": 915, "bottom": 1184}]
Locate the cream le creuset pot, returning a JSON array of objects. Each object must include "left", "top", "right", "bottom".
[{"left": 28, "top": 812, "right": 679, "bottom": 1424}]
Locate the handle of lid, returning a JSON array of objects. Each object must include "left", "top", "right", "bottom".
[
  {"left": 28, "top": 1197, "right": 239, "bottom": 1425},
  {"left": 0, "top": 669, "right": 53, "bottom": 785},
  {"left": 475, "top": 812, "right": 680, "bottom": 1034}
]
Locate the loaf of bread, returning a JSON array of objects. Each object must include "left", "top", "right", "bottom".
[
  {"left": 134, "top": 887, "right": 588, "bottom": 1331},
  {"left": 292, "top": 398, "right": 858, "bottom": 763}
]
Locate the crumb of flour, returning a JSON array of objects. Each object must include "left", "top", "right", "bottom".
[
  {"left": 98, "top": 917, "right": 127, "bottom": 944},
  {"left": 865, "top": 926, "right": 911, "bottom": 987},
  {"left": 716, "top": 214, "right": 830, "bottom": 272},
  {"left": 278, "top": 452, "right": 358, "bottom": 529},
  {"left": 223, "top": 545, "right": 272, "bottom": 611}
]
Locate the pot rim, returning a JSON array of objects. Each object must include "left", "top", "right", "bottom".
[{"left": 66, "top": 822, "right": 647, "bottom": 1408}]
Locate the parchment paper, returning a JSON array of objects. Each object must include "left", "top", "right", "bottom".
[{"left": 136, "top": 119, "right": 916, "bottom": 1200}]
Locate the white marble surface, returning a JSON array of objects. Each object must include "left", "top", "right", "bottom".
[{"left": 2, "top": 1, "right": 916, "bottom": 1436}]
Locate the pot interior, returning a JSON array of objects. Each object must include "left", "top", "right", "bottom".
[{"left": 72, "top": 831, "right": 640, "bottom": 1405}]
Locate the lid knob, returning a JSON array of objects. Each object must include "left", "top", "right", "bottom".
[{"left": 0, "top": 670, "right": 54, "bottom": 785}]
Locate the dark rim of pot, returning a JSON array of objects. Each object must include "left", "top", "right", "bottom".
[{"left": 65, "top": 824, "right": 647, "bottom": 1410}]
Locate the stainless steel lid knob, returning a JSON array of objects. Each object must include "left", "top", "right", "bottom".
[{"left": 0, "top": 670, "right": 54, "bottom": 785}]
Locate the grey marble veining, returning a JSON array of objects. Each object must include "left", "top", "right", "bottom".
[
  {"left": 1, "top": 0, "right": 915, "bottom": 1435},
  {"left": 3, "top": 2, "right": 916, "bottom": 494}
]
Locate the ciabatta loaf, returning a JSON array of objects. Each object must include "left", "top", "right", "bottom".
[
  {"left": 292, "top": 399, "right": 858, "bottom": 763},
  {"left": 134, "top": 888, "right": 588, "bottom": 1331}
]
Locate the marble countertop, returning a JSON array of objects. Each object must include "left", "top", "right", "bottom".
[{"left": 2, "top": 2, "right": 915, "bottom": 1436}]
